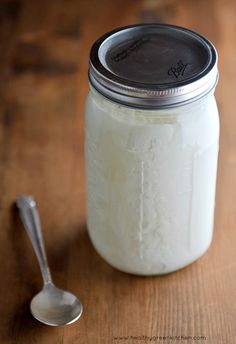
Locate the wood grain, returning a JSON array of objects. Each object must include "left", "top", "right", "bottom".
[{"left": 0, "top": 0, "right": 235, "bottom": 343}]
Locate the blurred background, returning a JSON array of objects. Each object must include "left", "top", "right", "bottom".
[{"left": 0, "top": 0, "right": 235, "bottom": 343}]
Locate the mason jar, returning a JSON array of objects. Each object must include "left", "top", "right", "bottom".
[{"left": 85, "top": 24, "right": 219, "bottom": 275}]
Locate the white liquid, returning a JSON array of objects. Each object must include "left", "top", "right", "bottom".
[{"left": 85, "top": 88, "right": 219, "bottom": 275}]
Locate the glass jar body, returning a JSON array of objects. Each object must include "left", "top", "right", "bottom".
[{"left": 85, "top": 86, "right": 219, "bottom": 275}]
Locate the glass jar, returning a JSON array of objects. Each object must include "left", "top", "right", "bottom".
[{"left": 85, "top": 24, "right": 219, "bottom": 275}]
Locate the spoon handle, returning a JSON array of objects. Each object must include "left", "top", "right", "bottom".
[{"left": 16, "top": 196, "right": 53, "bottom": 286}]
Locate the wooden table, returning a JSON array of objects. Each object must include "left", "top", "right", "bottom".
[{"left": 0, "top": 0, "right": 235, "bottom": 343}]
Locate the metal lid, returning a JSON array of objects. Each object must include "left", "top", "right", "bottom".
[{"left": 89, "top": 24, "right": 218, "bottom": 108}]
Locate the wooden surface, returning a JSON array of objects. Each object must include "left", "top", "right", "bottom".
[{"left": 0, "top": 0, "right": 235, "bottom": 343}]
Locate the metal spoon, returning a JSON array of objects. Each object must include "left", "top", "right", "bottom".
[{"left": 16, "top": 195, "right": 83, "bottom": 326}]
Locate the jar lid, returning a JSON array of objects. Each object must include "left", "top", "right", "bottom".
[{"left": 89, "top": 24, "right": 218, "bottom": 108}]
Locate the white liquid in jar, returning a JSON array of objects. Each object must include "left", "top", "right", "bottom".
[{"left": 85, "top": 88, "right": 219, "bottom": 275}]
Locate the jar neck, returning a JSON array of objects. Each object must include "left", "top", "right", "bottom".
[{"left": 89, "top": 82, "right": 216, "bottom": 113}]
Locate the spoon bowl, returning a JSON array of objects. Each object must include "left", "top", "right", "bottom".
[{"left": 31, "top": 284, "right": 83, "bottom": 326}]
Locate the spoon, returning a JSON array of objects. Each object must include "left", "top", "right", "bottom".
[{"left": 16, "top": 195, "right": 83, "bottom": 326}]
